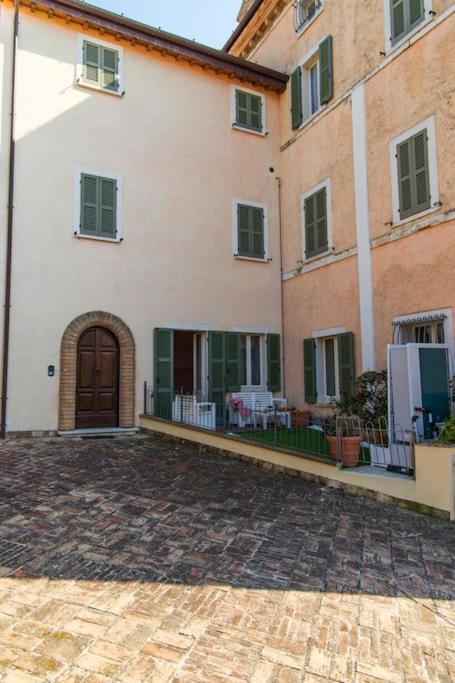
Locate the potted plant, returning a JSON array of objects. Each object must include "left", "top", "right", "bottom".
[
  {"left": 290, "top": 407, "right": 311, "bottom": 428},
  {"left": 439, "top": 417, "right": 455, "bottom": 444},
  {"left": 330, "top": 371, "right": 388, "bottom": 468}
]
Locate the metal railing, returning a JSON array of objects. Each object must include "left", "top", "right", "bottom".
[{"left": 143, "top": 384, "right": 414, "bottom": 475}]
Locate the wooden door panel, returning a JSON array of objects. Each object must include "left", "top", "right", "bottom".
[{"left": 76, "top": 327, "right": 119, "bottom": 429}]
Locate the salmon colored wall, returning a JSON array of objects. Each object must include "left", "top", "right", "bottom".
[
  {"left": 283, "top": 255, "right": 361, "bottom": 408},
  {"left": 373, "top": 220, "right": 455, "bottom": 369},
  {"left": 367, "top": 16, "right": 455, "bottom": 240},
  {"left": 0, "top": 7, "right": 283, "bottom": 431}
]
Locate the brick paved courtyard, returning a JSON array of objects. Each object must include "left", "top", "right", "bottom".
[{"left": 0, "top": 435, "right": 454, "bottom": 682}]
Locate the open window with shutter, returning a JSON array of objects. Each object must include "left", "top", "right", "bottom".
[
  {"left": 302, "top": 180, "right": 331, "bottom": 259},
  {"left": 79, "top": 37, "right": 122, "bottom": 94},
  {"left": 304, "top": 332, "right": 356, "bottom": 405},
  {"left": 235, "top": 201, "right": 267, "bottom": 261},
  {"left": 291, "top": 35, "right": 334, "bottom": 130},
  {"left": 234, "top": 88, "right": 264, "bottom": 134},
  {"left": 390, "top": 0, "right": 426, "bottom": 46},
  {"left": 78, "top": 171, "right": 121, "bottom": 241}
]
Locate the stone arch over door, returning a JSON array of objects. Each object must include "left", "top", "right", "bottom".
[{"left": 59, "top": 311, "right": 135, "bottom": 431}]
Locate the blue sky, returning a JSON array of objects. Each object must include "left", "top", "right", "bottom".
[{"left": 87, "top": 0, "right": 240, "bottom": 49}]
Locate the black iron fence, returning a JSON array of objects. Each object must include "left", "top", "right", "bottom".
[{"left": 143, "top": 384, "right": 415, "bottom": 475}]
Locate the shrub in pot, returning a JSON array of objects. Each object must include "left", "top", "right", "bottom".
[{"left": 439, "top": 417, "right": 455, "bottom": 444}]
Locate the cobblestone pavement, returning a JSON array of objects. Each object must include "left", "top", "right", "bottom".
[{"left": 0, "top": 435, "right": 454, "bottom": 682}]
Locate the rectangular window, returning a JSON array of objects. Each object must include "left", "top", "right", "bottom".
[
  {"left": 240, "top": 334, "right": 263, "bottom": 388},
  {"left": 303, "top": 185, "right": 328, "bottom": 258},
  {"left": 79, "top": 173, "right": 118, "bottom": 239},
  {"left": 291, "top": 35, "right": 333, "bottom": 129},
  {"left": 396, "top": 128, "right": 431, "bottom": 220},
  {"left": 234, "top": 89, "right": 264, "bottom": 133},
  {"left": 82, "top": 40, "right": 120, "bottom": 93},
  {"left": 402, "top": 321, "right": 446, "bottom": 344},
  {"left": 304, "top": 332, "right": 355, "bottom": 404},
  {"left": 390, "top": 0, "right": 426, "bottom": 46},
  {"left": 236, "top": 203, "right": 266, "bottom": 260},
  {"left": 309, "top": 62, "right": 319, "bottom": 115},
  {"left": 324, "top": 338, "right": 337, "bottom": 397}
]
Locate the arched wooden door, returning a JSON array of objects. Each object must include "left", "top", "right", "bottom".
[{"left": 76, "top": 327, "right": 119, "bottom": 429}]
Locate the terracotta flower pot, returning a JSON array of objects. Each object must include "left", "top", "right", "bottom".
[
  {"left": 291, "top": 410, "right": 311, "bottom": 428},
  {"left": 341, "top": 435, "right": 362, "bottom": 467},
  {"left": 326, "top": 435, "right": 338, "bottom": 460}
]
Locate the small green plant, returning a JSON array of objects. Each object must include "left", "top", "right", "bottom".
[
  {"left": 439, "top": 417, "right": 455, "bottom": 444},
  {"left": 331, "top": 370, "right": 388, "bottom": 426}
]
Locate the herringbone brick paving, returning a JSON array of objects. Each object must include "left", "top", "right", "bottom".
[{"left": 0, "top": 435, "right": 454, "bottom": 681}]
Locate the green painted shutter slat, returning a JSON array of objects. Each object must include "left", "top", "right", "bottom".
[
  {"left": 208, "top": 332, "right": 226, "bottom": 424},
  {"left": 154, "top": 328, "right": 174, "bottom": 419},
  {"left": 305, "top": 188, "right": 327, "bottom": 258},
  {"left": 102, "top": 47, "right": 118, "bottom": 91},
  {"left": 397, "top": 138, "right": 413, "bottom": 218},
  {"left": 235, "top": 90, "right": 263, "bottom": 132},
  {"left": 304, "top": 338, "right": 317, "bottom": 404},
  {"left": 338, "top": 332, "right": 355, "bottom": 398},
  {"left": 80, "top": 174, "right": 98, "bottom": 234},
  {"left": 391, "top": 0, "right": 406, "bottom": 43},
  {"left": 304, "top": 195, "right": 316, "bottom": 257},
  {"left": 413, "top": 130, "right": 431, "bottom": 212},
  {"left": 238, "top": 204, "right": 251, "bottom": 257},
  {"left": 251, "top": 207, "right": 265, "bottom": 259},
  {"left": 267, "top": 334, "right": 281, "bottom": 392},
  {"left": 319, "top": 35, "right": 333, "bottom": 105},
  {"left": 409, "top": 0, "right": 425, "bottom": 28},
  {"left": 291, "top": 66, "right": 303, "bottom": 130},
  {"left": 100, "top": 178, "right": 117, "bottom": 237},
  {"left": 83, "top": 41, "right": 100, "bottom": 84},
  {"left": 315, "top": 187, "right": 328, "bottom": 253},
  {"left": 225, "top": 333, "right": 241, "bottom": 392}
]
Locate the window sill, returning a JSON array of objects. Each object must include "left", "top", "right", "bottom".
[
  {"left": 232, "top": 123, "right": 267, "bottom": 137},
  {"left": 234, "top": 254, "right": 269, "bottom": 263},
  {"left": 295, "top": 7, "right": 324, "bottom": 38},
  {"left": 392, "top": 204, "right": 440, "bottom": 229},
  {"left": 74, "top": 233, "right": 122, "bottom": 244},
  {"left": 386, "top": 16, "right": 433, "bottom": 55},
  {"left": 296, "top": 104, "right": 328, "bottom": 133},
  {"left": 75, "top": 80, "right": 124, "bottom": 98},
  {"left": 304, "top": 247, "right": 333, "bottom": 264}
]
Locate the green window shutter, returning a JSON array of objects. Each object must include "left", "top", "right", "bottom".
[
  {"left": 237, "top": 204, "right": 264, "bottom": 259},
  {"left": 208, "top": 332, "right": 226, "bottom": 423},
  {"left": 319, "top": 35, "right": 333, "bottom": 105},
  {"left": 397, "top": 129, "right": 430, "bottom": 219},
  {"left": 409, "top": 0, "right": 425, "bottom": 28},
  {"left": 305, "top": 187, "right": 328, "bottom": 258},
  {"left": 235, "top": 90, "right": 263, "bottom": 132},
  {"left": 338, "top": 333, "right": 355, "bottom": 398},
  {"left": 102, "top": 47, "right": 118, "bottom": 92},
  {"left": 225, "top": 333, "right": 241, "bottom": 392},
  {"left": 83, "top": 41, "right": 100, "bottom": 85},
  {"left": 100, "top": 178, "right": 117, "bottom": 238},
  {"left": 291, "top": 66, "right": 303, "bottom": 130},
  {"left": 154, "top": 328, "right": 174, "bottom": 419},
  {"left": 391, "top": 0, "right": 406, "bottom": 43},
  {"left": 267, "top": 334, "right": 281, "bottom": 392},
  {"left": 304, "top": 338, "right": 317, "bottom": 404},
  {"left": 80, "top": 174, "right": 98, "bottom": 235},
  {"left": 412, "top": 130, "right": 431, "bottom": 213}
]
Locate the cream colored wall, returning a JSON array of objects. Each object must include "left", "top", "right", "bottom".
[
  {"left": 2, "top": 7, "right": 282, "bottom": 431},
  {"left": 141, "top": 416, "right": 455, "bottom": 519}
]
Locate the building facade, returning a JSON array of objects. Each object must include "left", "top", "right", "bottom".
[
  {"left": 0, "top": 0, "right": 453, "bottom": 434},
  {"left": 228, "top": 0, "right": 455, "bottom": 411}
]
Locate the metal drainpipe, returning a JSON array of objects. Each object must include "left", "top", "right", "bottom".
[
  {"left": 1, "top": 0, "right": 20, "bottom": 439},
  {"left": 276, "top": 176, "right": 286, "bottom": 397}
]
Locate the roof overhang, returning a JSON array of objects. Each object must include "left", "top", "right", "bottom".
[
  {"left": 9, "top": 0, "right": 287, "bottom": 92},
  {"left": 224, "top": 0, "right": 290, "bottom": 58}
]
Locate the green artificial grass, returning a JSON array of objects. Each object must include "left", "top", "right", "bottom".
[{"left": 242, "top": 426, "right": 332, "bottom": 457}]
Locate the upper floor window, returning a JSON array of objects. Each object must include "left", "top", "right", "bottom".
[
  {"left": 75, "top": 169, "right": 122, "bottom": 242},
  {"left": 233, "top": 199, "right": 268, "bottom": 261},
  {"left": 294, "top": 0, "right": 323, "bottom": 33},
  {"left": 232, "top": 87, "right": 266, "bottom": 135},
  {"left": 291, "top": 36, "right": 333, "bottom": 129},
  {"left": 390, "top": 116, "right": 438, "bottom": 224},
  {"left": 388, "top": 0, "right": 430, "bottom": 49},
  {"left": 77, "top": 36, "right": 123, "bottom": 96},
  {"left": 302, "top": 179, "right": 332, "bottom": 260}
]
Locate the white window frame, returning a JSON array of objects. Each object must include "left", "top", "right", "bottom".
[
  {"left": 312, "top": 326, "right": 347, "bottom": 405},
  {"left": 75, "top": 35, "right": 124, "bottom": 97},
  {"left": 231, "top": 85, "right": 267, "bottom": 137},
  {"left": 240, "top": 333, "right": 267, "bottom": 391},
  {"left": 384, "top": 0, "right": 433, "bottom": 54},
  {"left": 73, "top": 166, "right": 123, "bottom": 243},
  {"left": 295, "top": 0, "right": 324, "bottom": 36},
  {"left": 390, "top": 115, "right": 439, "bottom": 227},
  {"left": 232, "top": 198, "right": 269, "bottom": 262},
  {"left": 301, "top": 178, "right": 333, "bottom": 262},
  {"left": 393, "top": 308, "right": 454, "bottom": 373}
]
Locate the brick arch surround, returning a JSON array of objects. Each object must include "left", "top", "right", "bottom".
[{"left": 59, "top": 311, "right": 135, "bottom": 431}]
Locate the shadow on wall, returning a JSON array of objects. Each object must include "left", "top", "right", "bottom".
[{"left": 0, "top": 436, "right": 454, "bottom": 602}]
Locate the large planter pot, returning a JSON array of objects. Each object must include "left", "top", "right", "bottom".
[
  {"left": 326, "top": 435, "right": 338, "bottom": 460},
  {"left": 341, "top": 436, "right": 362, "bottom": 467}
]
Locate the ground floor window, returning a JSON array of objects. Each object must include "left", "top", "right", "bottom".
[
  {"left": 323, "top": 337, "right": 339, "bottom": 399},
  {"left": 304, "top": 331, "right": 355, "bottom": 405},
  {"left": 393, "top": 310, "right": 450, "bottom": 346},
  {"left": 403, "top": 321, "right": 445, "bottom": 344},
  {"left": 240, "top": 334, "right": 263, "bottom": 388}
]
